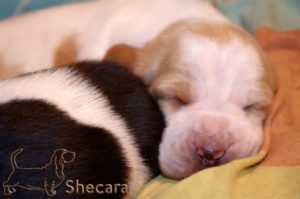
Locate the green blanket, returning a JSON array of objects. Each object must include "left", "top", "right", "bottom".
[{"left": 138, "top": 152, "right": 300, "bottom": 199}]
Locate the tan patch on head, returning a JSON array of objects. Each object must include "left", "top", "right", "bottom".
[
  {"left": 135, "top": 21, "right": 262, "bottom": 81},
  {"left": 187, "top": 22, "right": 256, "bottom": 45},
  {"left": 150, "top": 73, "right": 191, "bottom": 104},
  {"left": 104, "top": 44, "right": 139, "bottom": 71},
  {"left": 150, "top": 76, "right": 191, "bottom": 113},
  {"left": 53, "top": 36, "right": 78, "bottom": 67},
  {"left": 148, "top": 64, "right": 193, "bottom": 115}
]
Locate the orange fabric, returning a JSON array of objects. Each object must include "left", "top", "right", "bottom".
[{"left": 256, "top": 27, "right": 300, "bottom": 166}]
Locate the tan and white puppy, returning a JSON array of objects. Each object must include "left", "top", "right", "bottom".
[
  {"left": 0, "top": 0, "right": 221, "bottom": 79},
  {"left": 105, "top": 14, "right": 275, "bottom": 180},
  {"left": 134, "top": 19, "right": 275, "bottom": 179}
]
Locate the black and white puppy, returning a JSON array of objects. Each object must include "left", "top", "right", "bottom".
[{"left": 0, "top": 61, "right": 165, "bottom": 199}]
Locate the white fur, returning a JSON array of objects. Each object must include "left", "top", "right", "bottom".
[
  {"left": 0, "top": 69, "right": 149, "bottom": 198},
  {"left": 0, "top": 0, "right": 228, "bottom": 78},
  {"left": 159, "top": 36, "right": 266, "bottom": 177}
]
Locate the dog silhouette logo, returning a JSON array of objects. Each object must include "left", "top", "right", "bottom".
[{"left": 3, "top": 148, "right": 76, "bottom": 196}]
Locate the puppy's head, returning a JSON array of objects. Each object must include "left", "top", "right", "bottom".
[{"left": 134, "top": 19, "right": 275, "bottom": 179}]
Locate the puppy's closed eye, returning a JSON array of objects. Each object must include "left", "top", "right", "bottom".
[
  {"left": 150, "top": 86, "right": 189, "bottom": 106},
  {"left": 243, "top": 103, "right": 268, "bottom": 114},
  {"left": 160, "top": 94, "right": 188, "bottom": 106},
  {"left": 244, "top": 104, "right": 259, "bottom": 111},
  {"left": 149, "top": 78, "right": 191, "bottom": 108}
]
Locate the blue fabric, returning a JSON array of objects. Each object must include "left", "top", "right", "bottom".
[
  {"left": 0, "top": 0, "right": 90, "bottom": 20},
  {"left": 0, "top": 0, "right": 300, "bottom": 32},
  {"left": 0, "top": 0, "right": 19, "bottom": 19},
  {"left": 214, "top": 0, "right": 300, "bottom": 33}
]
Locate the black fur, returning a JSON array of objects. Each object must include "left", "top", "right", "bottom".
[
  {"left": 0, "top": 61, "right": 165, "bottom": 199},
  {"left": 71, "top": 61, "right": 164, "bottom": 176}
]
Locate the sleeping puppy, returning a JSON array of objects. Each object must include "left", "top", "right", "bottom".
[
  {"left": 138, "top": 20, "right": 275, "bottom": 179},
  {"left": 0, "top": 0, "right": 227, "bottom": 79},
  {"left": 105, "top": 20, "right": 275, "bottom": 179},
  {"left": 0, "top": 61, "right": 165, "bottom": 198}
]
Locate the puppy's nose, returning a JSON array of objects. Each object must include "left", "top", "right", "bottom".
[{"left": 198, "top": 148, "right": 225, "bottom": 166}]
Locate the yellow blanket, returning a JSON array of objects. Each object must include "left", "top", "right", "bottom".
[{"left": 138, "top": 28, "right": 300, "bottom": 199}]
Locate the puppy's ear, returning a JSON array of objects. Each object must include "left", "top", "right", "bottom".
[
  {"left": 258, "top": 55, "right": 278, "bottom": 118},
  {"left": 261, "top": 52, "right": 278, "bottom": 102},
  {"left": 103, "top": 44, "right": 140, "bottom": 72}
]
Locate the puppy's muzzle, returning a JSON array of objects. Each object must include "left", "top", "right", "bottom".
[{"left": 197, "top": 148, "right": 225, "bottom": 167}]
